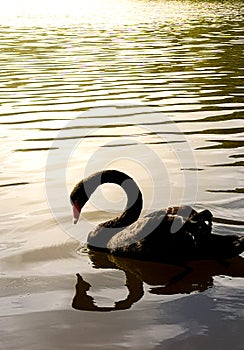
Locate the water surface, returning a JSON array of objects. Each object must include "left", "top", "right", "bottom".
[{"left": 0, "top": 1, "right": 243, "bottom": 349}]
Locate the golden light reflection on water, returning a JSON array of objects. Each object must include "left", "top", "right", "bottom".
[
  {"left": 1, "top": 0, "right": 110, "bottom": 14},
  {"left": 0, "top": 0, "right": 135, "bottom": 25},
  {"left": 0, "top": 0, "right": 226, "bottom": 26}
]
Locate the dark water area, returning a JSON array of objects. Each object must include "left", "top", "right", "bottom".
[{"left": 0, "top": 1, "right": 243, "bottom": 349}]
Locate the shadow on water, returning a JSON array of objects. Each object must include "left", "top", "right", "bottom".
[{"left": 72, "top": 251, "right": 244, "bottom": 312}]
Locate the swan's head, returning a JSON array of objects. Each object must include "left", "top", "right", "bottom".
[
  {"left": 70, "top": 181, "right": 89, "bottom": 224},
  {"left": 70, "top": 170, "right": 143, "bottom": 226}
]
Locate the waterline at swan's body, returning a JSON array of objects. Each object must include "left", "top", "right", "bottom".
[{"left": 70, "top": 170, "right": 244, "bottom": 263}]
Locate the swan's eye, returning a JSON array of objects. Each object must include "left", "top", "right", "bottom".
[{"left": 204, "top": 220, "right": 211, "bottom": 226}]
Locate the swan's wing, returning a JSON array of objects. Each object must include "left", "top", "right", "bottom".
[
  {"left": 107, "top": 210, "right": 167, "bottom": 251},
  {"left": 144, "top": 209, "right": 167, "bottom": 219},
  {"left": 144, "top": 206, "right": 195, "bottom": 220}
]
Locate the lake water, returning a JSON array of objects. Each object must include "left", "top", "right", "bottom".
[{"left": 0, "top": 1, "right": 243, "bottom": 349}]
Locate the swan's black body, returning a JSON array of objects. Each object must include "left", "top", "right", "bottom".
[{"left": 70, "top": 170, "right": 244, "bottom": 263}]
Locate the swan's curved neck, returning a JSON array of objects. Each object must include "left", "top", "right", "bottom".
[{"left": 70, "top": 170, "right": 143, "bottom": 229}]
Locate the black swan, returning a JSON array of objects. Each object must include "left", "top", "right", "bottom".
[{"left": 70, "top": 170, "right": 244, "bottom": 263}]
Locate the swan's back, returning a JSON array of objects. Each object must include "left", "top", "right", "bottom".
[
  {"left": 106, "top": 209, "right": 197, "bottom": 262},
  {"left": 107, "top": 210, "right": 167, "bottom": 251}
]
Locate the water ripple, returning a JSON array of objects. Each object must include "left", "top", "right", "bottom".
[{"left": 0, "top": 1, "right": 243, "bottom": 248}]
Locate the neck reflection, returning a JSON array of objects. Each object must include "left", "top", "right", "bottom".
[{"left": 72, "top": 251, "right": 244, "bottom": 312}]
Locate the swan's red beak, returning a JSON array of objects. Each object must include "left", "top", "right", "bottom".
[{"left": 73, "top": 200, "right": 81, "bottom": 224}]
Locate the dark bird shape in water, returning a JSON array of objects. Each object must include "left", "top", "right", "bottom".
[
  {"left": 72, "top": 252, "right": 244, "bottom": 312},
  {"left": 70, "top": 170, "right": 244, "bottom": 263}
]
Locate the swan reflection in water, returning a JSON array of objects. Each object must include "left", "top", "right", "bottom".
[{"left": 72, "top": 251, "right": 244, "bottom": 312}]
